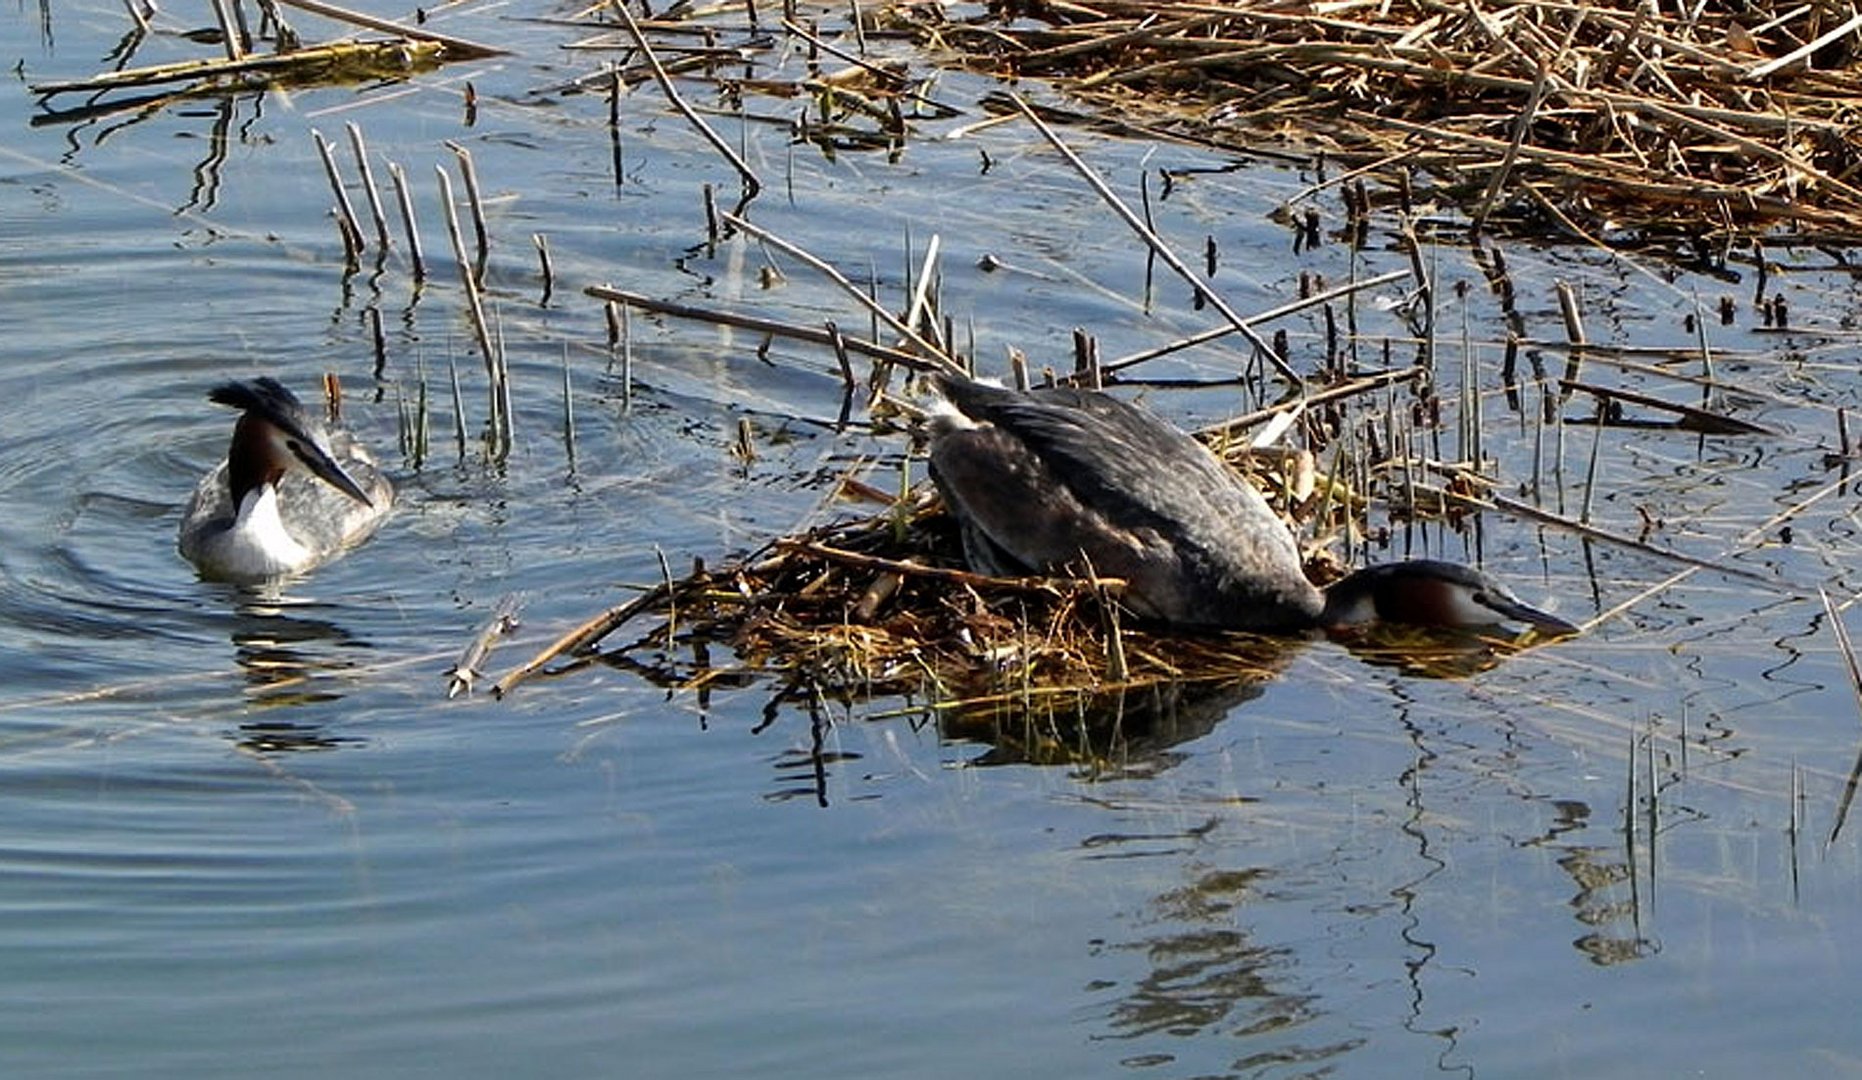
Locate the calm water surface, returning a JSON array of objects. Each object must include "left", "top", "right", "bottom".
[{"left": 7, "top": 2, "right": 1862, "bottom": 1077}]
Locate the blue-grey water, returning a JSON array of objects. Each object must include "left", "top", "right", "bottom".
[{"left": 7, "top": 2, "right": 1862, "bottom": 1077}]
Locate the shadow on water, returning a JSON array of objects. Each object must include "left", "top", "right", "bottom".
[{"left": 591, "top": 612, "right": 1564, "bottom": 802}]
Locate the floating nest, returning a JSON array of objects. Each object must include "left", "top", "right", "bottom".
[{"left": 494, "top": 420, "right": 1548, "bottom": 759}]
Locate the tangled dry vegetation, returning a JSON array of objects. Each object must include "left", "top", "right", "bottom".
[
  {"left": 491, "top": 370, "right": 1564, "bottom": 735},
  {"left": 900, "top": 0, "right": 1862, "bottom": 246}
]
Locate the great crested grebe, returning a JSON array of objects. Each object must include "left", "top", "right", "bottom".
[
  {"left": 177, "top": 377, "right": 393, "bottom": 582},
  {"left": 925, "top": 374, "right": 1577, "bottom": 636}
]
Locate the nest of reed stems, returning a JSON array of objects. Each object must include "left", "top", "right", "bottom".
[
  {"left": 495, "top": 378, "right": 1540, "bottom": 751},
  {"left": 891, "top": 0, "right": 1862, "bottom": 246}
]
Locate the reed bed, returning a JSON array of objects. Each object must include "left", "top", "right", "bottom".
[{"left": 891, "top": 0, "right": 1862, "bottom": 244}]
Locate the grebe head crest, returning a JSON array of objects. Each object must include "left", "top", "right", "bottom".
[{"left": 209, "top": 378, "right": 375, "bottom": 509}]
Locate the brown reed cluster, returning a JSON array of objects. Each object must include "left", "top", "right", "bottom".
[{"left": 899, "top": 0, "right": 1862, "bottom": 243}]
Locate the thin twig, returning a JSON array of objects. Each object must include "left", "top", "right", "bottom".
[
  {"left": 610, "top": 0, "right": 762, "bottom": 196},
  {"left": 584, "top": 283, "right": 933, "bottom": 370},
  {"left": 1009, "top": 91, "right": 1300, "bottom": 385},
  {"left": 716, "top": 211, "right": 960, "bottom": 369}
]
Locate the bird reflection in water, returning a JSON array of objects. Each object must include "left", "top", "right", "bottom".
[{"left": 224, "top": 600, "right": 370, "bottom": 753}]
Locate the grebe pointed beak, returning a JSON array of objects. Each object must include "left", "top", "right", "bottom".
[
  {"left": 1323, "top": 560, "right": 1580, "bottom": 637},
  {"left": 288, "top": 436, "right": 375, "bottom": 508},
  {"left": 1473, "top": 588, "right": 1581, "bottom": 637}
]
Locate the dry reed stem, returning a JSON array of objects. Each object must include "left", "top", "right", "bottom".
[
  {"left": 1100, "top": 268, "right": 1413, "bottom": 374},
  {"left": 1558, "top": 378, "right": 1773, "bottom": 435},
  {"left": 1820, "top": 588, "right": 1862, "bottom": 843},
  {"left": 447, "top": 593, "right": 525, "bottom": 698},
  {"left": 609, "top": 0, "right": 762, "bottom": 196},
  {"left": 582, "top": 283, "right": 933, "bottom": 369},
  {"left": 1007, "top": 93, "right": 1298, "bottom": 383},
  {"left": 32, "top": 39, "right": 448, "bottom": 97},
  {"left": 272, "top": 0, "right": 506, "bottom": 58},
  {"left": 717, "top": 211, "right": 959, "bottom": 368}
]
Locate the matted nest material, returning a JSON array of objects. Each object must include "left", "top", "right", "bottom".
[
  {"left": 495, "top": 442, "right": 1535, "bottom": 720},
  {"left": 570, "top": 492, "right": 1308, "bottom": 704},
  {"left": 896, "top": 0, "right": 1862, "bottom": 242}
]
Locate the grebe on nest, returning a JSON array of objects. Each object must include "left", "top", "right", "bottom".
[
  {"left": 178, "top": 377, "right": 392, "bottom": 582},
  {"left": 925, "top": 374, "right": 1576, "bottom": 636}
]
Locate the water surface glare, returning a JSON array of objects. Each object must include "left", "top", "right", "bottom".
[{"left": 8, "top": 2, "right": 1862, "bottom": 1077}]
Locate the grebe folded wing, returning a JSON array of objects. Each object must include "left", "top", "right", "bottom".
[{"left": 928, "top": 375, "right": 1324, "bottom": 628}]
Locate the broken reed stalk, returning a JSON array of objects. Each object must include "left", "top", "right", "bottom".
[
  {"left": 825, "top": 321, "right": 856, "bottom": 391},
  {"left": 387, "top": 161, "right": 427, "bottom": 281},
  {"left": 562, "top": 344, "right": 577, "bottom": 468},
  {"left": 1560, "top": 379, "right": 1772, "bottom": 435},
  {"left": 493, "top": 306, "right": 514, "bottom": 462},
  {"left": 903, "top": 233, "right": 944, "bottom": 351},
  {"left": 448, "top": 354, "right": 468, "bottom": 459},
  {"left": 205, "top": 0, "right": 245, "bottom": 61},
  {"left": 1746, "top": 9, "right": 1862, "bottom": 80},
  {"left": 619, "top": 301, "right": 635, "bottom": 410},
  {"left": 535, "top": 233, "right": 555, "bottom": 304},
  {"left": 1473, "top": 59, "right": 1551, "bottom": 232},
  {"left": 1820, "top": 587, "right": 1862, "bottom": 844},
  {"left": 1006, "top": 93, "right": 1298, "bottom": 385},
  {"left": 733, "top": 417, "right": 756, "bottom": 464},
  {"left": 418, "top": 364, "right": 432, "bottom": 463},
  {"left": 1195, "top": 365, "right": 1424, "bottom": 441},
  {"left": 270, "top": 0, "right": 506, "bottom": 59},
  {"left": 403, "top": 354, "right": 430, "bottom": 467},
  {"left": 445, "top": 141, "right": 490, "bottom": 278},
  {"left": 435, "top": 164, "right": 506, "bottom": 456},
  {"left": 653, "top": 547, "right": 679, "bottom": 648},
  {"left": 1100, "top": 268, "right": 1412, "bottom": 374},
  {"left": 447, "top": 592, "right": 525, "bottom": 698},
  {"left": 602, "top": 298, "right": 637, "bottom": 408},
  {"left": 1578, "top": 413, "right": 1605, "bottom": 526},
  {"left": 609, "top": 0, "right": 762, "bottom": 197},
  {"left": 346, "top": 122, "right": 392, "bottom": 251},
  {"left": 366, "top": 305, "right": 387, "bottom": 378},
  {"left": 313, "top": 129, "right": 365, "bottom": 258}
]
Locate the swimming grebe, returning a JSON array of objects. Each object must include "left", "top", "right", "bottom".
[
  {"left": 177, "top": 377, "right": 393, "bottom": 582},
  {"left": 925, "top": 374, "right": 1576, "bottom": 635}
]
